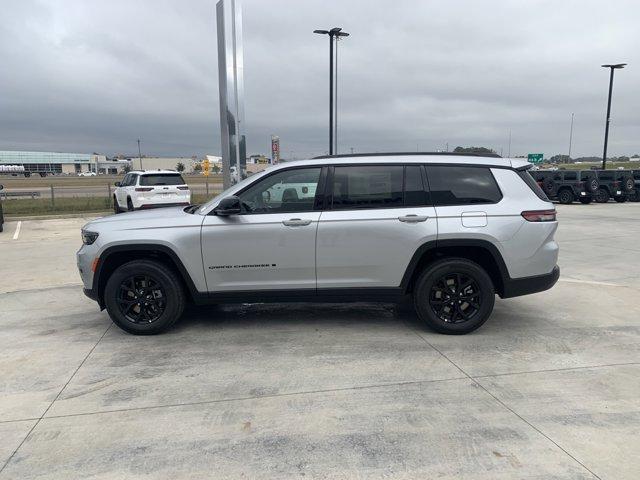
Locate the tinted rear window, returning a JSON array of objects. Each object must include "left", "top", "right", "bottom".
[
  {"left": 517, "top": 170, "right": 549, "bottom": 201},
  {"left": 140, "top": 174, "right": 186, "bottom": 186},
  {"left": 426, "top": 166, "right": 502, "bottom": 206},
  {"left": 332, "top": 166, "right": 403, "bottom": 209}
]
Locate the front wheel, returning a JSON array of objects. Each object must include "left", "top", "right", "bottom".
[
  {"left": 558, "top": 189, "right": 574, "bottom": 204},
  {"left": 413, "top": 258, "right": 495, "bottom": 334},
  {"left": 104, "top": 260, "right": 185, "bottom": 334},
  {"left": 594, "top": 188, "right": 609, "bottom": 203},
  {"left": 614, "top": 196, "right": 628, "bottom": 203},
  {"left": 579, "top": 197, "right": 592, "bottom": 205}
]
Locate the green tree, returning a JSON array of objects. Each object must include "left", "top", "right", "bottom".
[
  {"left": 176, "top": 162, "right": 185, "bottom": 172},
  {"left": 193, "top": 164, "right": 202, "bottom": 173},
  {"left": 212, "top": 164, "right": 220, "bottom": 174},
  {"left": 453, "top": 146, "right": 496, "bottom": 155},
  {"left": 123, "top": 164, "right": 131, "bottom": 173}
]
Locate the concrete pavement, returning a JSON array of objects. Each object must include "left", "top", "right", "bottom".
[{"left": 0, "top": 203, "right": 639, "bottom": 479}]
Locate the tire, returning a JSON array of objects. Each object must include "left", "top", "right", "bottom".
[
  {"left": 623, "top": 177, "right": 634, "bottom": 192},
  {"left": 558, "top": 189, "right": 574, "bottom": 204},
  {"left": 413, "top": 258, "right": 495, "bottom": 335},
  {"left": 632, "top": 191, "right": 640, "bottom": 202},
  {"left": 113, "top": 196, "right": 121, "bottom": 214},
  {"left": 595, "top": 188, "right": 609, "bottom": 203},
  {"left": 614, "top": 196, "right": 628, "bottom": 203},
  {"left": 104, "top": 260, "right": 185, "bottom": 335},
  {"left": 542, "top": 178, "right": 556, "bottom": 196},
  {"left": 127, "top": 198, "right": 134, "bottom": 211},
  {"left": 578, "top": 197, "right": 592, "bottom": 204},
  {"left": 586, "top": 177, "right": 599, "bottom": 193}
]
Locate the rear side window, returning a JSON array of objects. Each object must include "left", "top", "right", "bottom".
[
  {"left": 598, "top": 171, "right": 614, "bottom": 180},
  {"left": 563, "top": 172, "right": 577, "bottom": 180},
  {"left": 140, "top": 174, "right": 186, "bottom": 186},
  {"left": 426, "top": 166, "right": 502, "bottom": 206},
  {"left": 332, "top": 166, "right": 403, "bottom": 209},
  {"left": 517, "top": 170, "right": 549, "bottom": 201}
]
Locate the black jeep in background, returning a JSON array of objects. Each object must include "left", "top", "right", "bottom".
[
  {"left": 632, "top": 170, "right": 640, "bottom": 202},
  {"left": 593, "top": 170, "right": 635, "bottom": 203},
  {"left": 532, "top": 170, "right": 599, "bottom": 204},
  {"left": 0, "top": 184, "right": 4, "bottom": 233}
]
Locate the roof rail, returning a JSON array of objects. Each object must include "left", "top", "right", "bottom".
[{"left": 312, "top": 151, "right": 502, "bottom": 159}]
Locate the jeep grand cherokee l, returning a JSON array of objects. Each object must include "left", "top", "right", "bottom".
[{"left": 78, "top": 153, "right": 559, "bottom": 335}]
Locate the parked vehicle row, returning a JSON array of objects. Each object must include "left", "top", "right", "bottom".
[{"left": 531, "top": 169, "right": 638, "bottom": 204}]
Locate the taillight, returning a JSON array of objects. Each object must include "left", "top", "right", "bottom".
[
  {"left": 135, "top": 187, "right": 153, "bottom": 192},
  {"left": 521, "top": 209, "right": 556, "bottom": 222},
  {"left": 613, "top": 181, "right": 620, "bottom": 187},
  {"left": 177, "top": 186, "right": 189, "bottom": 190},
  {"left": 578, "top": 181, "right": 584, "bottom": 188}
]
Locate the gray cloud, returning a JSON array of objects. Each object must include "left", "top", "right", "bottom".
[{"left": 1, "top": 0, "right": 638, "bottom": 158}]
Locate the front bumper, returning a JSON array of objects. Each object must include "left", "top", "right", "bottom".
[{"left": 501, "top": 265, "right": 560, "bottom": 299}]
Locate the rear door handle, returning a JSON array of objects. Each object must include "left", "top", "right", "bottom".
[
  {"left": 398, "top": 214, "right": 428, "bottom": 223},
  {"left": 283, "top": 218, "right": 312, "bottom": 226}
]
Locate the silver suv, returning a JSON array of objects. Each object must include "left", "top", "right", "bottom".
[{"left": 77, "top": 153, "right": 559, "bottom": 335}]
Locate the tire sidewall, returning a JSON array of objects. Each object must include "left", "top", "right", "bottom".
[
  {"left": 595, "top": 188, "right": 609, "bottom": 203},
  {"left": 414, "top": 259, "right": 495, "bottom": 334},
  {"left": 104, "top": 260, "right": 184, "bottom": 334},
  {"left": 558, "top": 189, "right": 573, "bottom": 204}
]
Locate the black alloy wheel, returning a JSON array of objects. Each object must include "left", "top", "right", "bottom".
[
  {"left": 429, "top": 273, "right": 481, "bottom": 324},
  {"left": 414, "top": 258, "right": 495, "bottom": 334},
  {"left": 104, "top": 260, "right": 185, "bottom": 334},
  {"left": 117, "top": 274, "right": 167, "bottom": 324},
  {"left": 127, "top": 198, "right": 134, "bottom": 211}
]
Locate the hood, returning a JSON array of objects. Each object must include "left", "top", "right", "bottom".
[{"left": 83, "top": 206, "right": 199, "bottom": 231}]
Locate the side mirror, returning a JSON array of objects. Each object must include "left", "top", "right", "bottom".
[
  {"left": 213, "top": 196, "right": 241, "bottom": 216},
  {"left": 114, "top": 182, "right": 121, "bottom": 187}
]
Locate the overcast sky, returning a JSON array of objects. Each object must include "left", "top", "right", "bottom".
[{"left": 1, "top": 0, "right": 638, "bottom": 159}]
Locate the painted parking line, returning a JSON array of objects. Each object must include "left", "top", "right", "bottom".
[
  {"left": 559, "top": 277, "right": 624, "bottom": 288},
  {"left": 12, "top": 221, "right": 22, "bottom": 240}
]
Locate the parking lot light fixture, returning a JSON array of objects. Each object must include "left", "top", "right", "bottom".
[{"left": 601, "top": 63, "right": 627, "bottom": 170}]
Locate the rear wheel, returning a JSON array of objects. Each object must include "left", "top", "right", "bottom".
[
  {"left": 113, "top": 196, "right": 121, "bottom": 214},
  {"left": 595, "top": 188, "right": 609, "bottom": 203},
  {"left": 578, "top": 197, "right": 592, "bottom": 204},
  {"left": 632, "top": 191, "right": 640, "bottom": 202},
  {"left": 413, "top": 258, "right": 495, "bottom": 335},
  {"left": 558, "top": 189, "right": 574, "bottom": 204},
  {"left": 104, "top": 260, "right": 185, "bottom": 335},
  {"left": 614, "top": 196, "right": 628, "bottom": 203},
  {"left": 127, "top": 197, "right": 134, "bottom": 211}
]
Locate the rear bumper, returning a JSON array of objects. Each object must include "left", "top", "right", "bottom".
[
  {"left": 501, "top": 265, "right": 560, "bottom": 299},
  {"left": 137, "top": 202, "right": 190, "bottom": 210}
]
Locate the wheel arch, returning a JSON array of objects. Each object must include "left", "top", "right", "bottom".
[
  {"left": 401, "top": 239, "right": 508, "bottom": 297},
  {"left": 93, "top": 244, "right": 201, "bottom": 308}
]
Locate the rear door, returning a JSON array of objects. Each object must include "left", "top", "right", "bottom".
[{"left": 316, "top": 164, "right": 437, "bottom": 289}]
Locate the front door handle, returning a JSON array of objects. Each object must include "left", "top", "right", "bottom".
[
  {"left": 398, "top": 214, "right": 428, "bottom": 223},
  {"left": 283, "top": 218, "right": 312, "bottom": 226}
]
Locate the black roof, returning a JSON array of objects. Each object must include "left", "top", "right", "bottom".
[{"left": 312, "top": 151, "right": 502, "bottom": 160}]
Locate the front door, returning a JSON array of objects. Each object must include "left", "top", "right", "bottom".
[
  {"left": 201, "top": 166, "right": 324, "bottom": 292},
  {"left": 316, "top": 164, "right": 438, "bottom": 289}
]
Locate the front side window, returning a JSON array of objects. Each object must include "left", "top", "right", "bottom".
[
  {"left": 238, "top": 167, "right": 321, "bottom": 214},
  {"left": 332, "top": 166, "right": 403, "bottom": 209},
  {"left": 426, "top": 166, "right": 502, "bottom": 206},
  {"left": 120, "top": 174, "right": 131, "bottom": 186},
  {"left": 140, "top": 174, "right": 186, "bottom": 186}
]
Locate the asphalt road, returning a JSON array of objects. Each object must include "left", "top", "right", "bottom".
[{"left": 1, "top": 204, "right": 639, "bottom": 479}]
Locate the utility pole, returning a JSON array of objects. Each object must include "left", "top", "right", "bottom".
[
  {"left": 568, "top": 113, "right": 574, "bottom": 160},
  {"left": 137, "top": 139, "right": 143, "bottom": 170},
  {"left": 601, "top": 63, "right": 626, "bottom": 170},
  {"left": 508, "top": 130, "right": 512, "bottom": 157}
]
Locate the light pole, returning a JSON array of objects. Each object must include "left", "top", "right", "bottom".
[
  {"left": 568, "top": 113, "right": 574, "bottom": 160},
  {"left": 137, "top": 139, "right": 143, "bottom": 170},
  {"left": 314, "top": 27, "right": 349, "bottom": 155},
  {"left": 601, "top": 63, "right": 626, "bottom": 170}
]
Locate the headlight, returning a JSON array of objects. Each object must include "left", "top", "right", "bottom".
[{"left": 81, "top": 230, "right": 99, "bottom": 245}]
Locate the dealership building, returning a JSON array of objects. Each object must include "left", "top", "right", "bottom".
[{"left": 0, "top": 150, "right": 130, "bottom": 175}]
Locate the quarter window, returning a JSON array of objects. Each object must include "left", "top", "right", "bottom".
[
  {"left": 238, "top": 167, "right": 321, "bottom": 214},
  {"left": 332, "top": 166, "right": 403, "bottom": 209},
  {"left": 426, "top": 166, "right": 502, "bottom": 206}
]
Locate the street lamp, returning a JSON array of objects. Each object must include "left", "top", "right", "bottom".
[
  {"left": 601, "top": 63, "right": 626, "bottom": 170},
  {"left": 314, "top": 27, "right": 349, "bottom": 155}
]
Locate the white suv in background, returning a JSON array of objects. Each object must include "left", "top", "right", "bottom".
[{"left": 113, "top": 170, "right": 191, "bottom": 213}]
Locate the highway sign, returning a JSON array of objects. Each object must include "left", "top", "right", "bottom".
[{"left": 528, "top": 153, "right": 543, "bottom": 164}]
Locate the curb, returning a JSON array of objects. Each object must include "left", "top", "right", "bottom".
[{"left": 4, "top": 211, "right": 111, "bottom": 221}]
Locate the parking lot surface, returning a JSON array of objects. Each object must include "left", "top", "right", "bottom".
[{"left": 1, "top": 204, "right": 639, "bottom": 479}]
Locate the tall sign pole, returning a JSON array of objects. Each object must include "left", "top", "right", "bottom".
[{"left": 217, "top": 0, "right": 246, "bottom": 189}]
